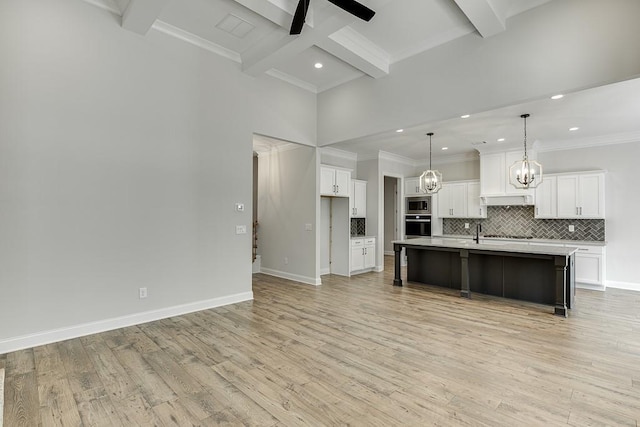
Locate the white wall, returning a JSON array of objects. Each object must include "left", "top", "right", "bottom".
[
  {"left": 538, "top": 141, "right": 640, "bottom": 290},
  {"left": 257, "top": 146, "right": 319, "bottom": 285},
  {"left": 0, "top": 0, "right": 317, "bottom": 351},
  {"left": 317, "top": 0, "right": 640, "bottom": 145}
]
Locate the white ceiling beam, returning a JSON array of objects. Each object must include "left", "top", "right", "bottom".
[
  {"left": 318, "top": 27, "right": 389, "bottom": 78},
  {"left": 241, "top": 8, "right": 353, "bottom": 77},
  {"left": 121, "top": 0, "right": 169, "bottom": 35},
  {"left": 453, "top": 0, "right": 506, "bottom": 38},
  {"left": 240, "top": 0, "right": 392, "bottom": 78},
  {"left": 232, "top": 0, "right": 304, "bottom": 29}
]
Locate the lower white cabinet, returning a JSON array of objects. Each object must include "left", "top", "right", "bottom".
[
  {"left": 573, "top": 245, "right": 605, "bottom": 288},
  {"left": 351, "top": 237, "right": 376, "bottom": 273},
  {"left": 529, "top": 241, "right": 605, "bottom": 289}
]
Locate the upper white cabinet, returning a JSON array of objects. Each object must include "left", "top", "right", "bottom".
[
  {"left": 438, "top": 182, "right": 466, "bottom": 218},
  {"left": 534, "top": 175, "right": 557, "bottom": 218},
  {"left": 466, "top": 181, "right": 486, "bottom": 219},
  {"left": 350, "top": 180, "right": 367, "bottom": 218},
  {"left": 479, "top": 150, "right": 535, "bottom": 200},
  {"left": 557, "top": 172, "right": 605, "bottom": 218},
  {"left": 320, "top": 166, "right": 350, "bottom": 197},
  {"left": 437, "top": 180, "right": 486, "bottom": 219},
  {"left": 536, "top": 171, "right": 605, "bottom": 219},
  {"left": 405, "top": 177, "right": 422, "bottom": 197}
]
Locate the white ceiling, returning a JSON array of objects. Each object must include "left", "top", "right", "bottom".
[
  {"left": 328, "top": 76, "right": 640, "bottom": 162},
  {"left": 89, "top": 0, "right": 640, "bottom": 162}
]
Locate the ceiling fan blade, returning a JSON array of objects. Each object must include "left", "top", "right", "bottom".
[
  {"left": 326, "top": 0, "right": 375, "bottom": 21},
  {"left": 290, "top": 0, "right": 311, "bottom": 35}
]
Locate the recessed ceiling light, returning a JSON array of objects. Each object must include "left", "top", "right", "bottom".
[
  {"left": 569, "top": 127, "right": 579, "bottom": 131},
  {"left": 497, "top": 138, "right": 505, "bottom": 142},
  {"left": 396, "top": 129, "right": 404, "bottom": 133},
  {"left": 314, "top": 62, "right": 323, "bottom": 69},
  {"left": 461, "top": 114, "right": 470, "bottom": 119},
  {"left": 441, "top": 147, "right": 448, "bottom": 150},
  {"left": 551, "top": 94, "right": 564, "bottom": 100}
]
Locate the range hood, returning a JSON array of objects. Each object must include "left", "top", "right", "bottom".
[{"left": 480, "top": 194, "right": 534, "bottom": 206}]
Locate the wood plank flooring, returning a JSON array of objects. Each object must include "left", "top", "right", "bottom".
[{"left": 2, "top": 256, "right": 640, "bottom": 426}]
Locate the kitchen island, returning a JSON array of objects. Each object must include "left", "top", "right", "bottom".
[{"left": 393, "top": 237, "right": 577, "bottom": 316}]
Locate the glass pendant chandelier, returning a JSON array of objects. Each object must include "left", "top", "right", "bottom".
[
  {"left": 509, "top": 114, "right": 542, "bottom": 189},
  {"left": 419, "top": 132, "right": 442, "bottom": 194}
]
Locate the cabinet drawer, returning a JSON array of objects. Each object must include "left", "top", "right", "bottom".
[
  {"left": 364, "top": 238, "right": 376, "bottom": 245},
  {"left": 351, "top": 239, "right": 364, "bottom": 247},
  {"left": 570, "top": 245, "right": 603, "bottom": 255}
]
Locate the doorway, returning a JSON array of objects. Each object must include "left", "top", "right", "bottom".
[{"left": 383, "top": 176, "right": 401, "bottom": 256}]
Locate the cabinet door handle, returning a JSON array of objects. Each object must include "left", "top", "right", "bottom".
[
  {"left": 580, "top": 207, "right": 583, "bottom": 215},
  {"left": 480, "top": 208, "right": 482, "bottom": 216},
  {"left": 354, "top": 208, "right": 357, "bottom": 216},
  {"left": 576, "top": 207, "right": 579, "bottom": 215},
  {"left": 536, "top": 207, "right": 539, "bottom": 216}
]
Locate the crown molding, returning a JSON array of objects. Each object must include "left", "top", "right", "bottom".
[
  {"left": 538, "top": 131, "right": 640, "bottom": 153},
  {"left": 320, "top": 146, "right": 358, "bottom": 161},
  {"left": 265, "top": 69, "right": 317, "bottom": 93},
  {"left": 152, "top": 21, "right": 241, "bottom": 63},
  {"left": 378, "top": 150, "right": 418, "bottom": 166},
  {"left": 317, "top": 73, "right": 364, "bottom": 93}
]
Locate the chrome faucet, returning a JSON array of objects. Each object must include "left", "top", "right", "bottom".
[{"left": 474, "top": 223, "right": 482, "bottom": 244}]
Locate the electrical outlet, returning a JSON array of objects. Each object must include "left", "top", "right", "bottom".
[
  {"left": 464, "top": 223, "right": 470, "bottom": 229},
  {"left": 284, "top": 257, "right": 289, "bottom": 265},
  {"left": 305, "top": 223, "right": 312, "bottom": 231},
  {"left": 139, "top": 287, "right": 147, "bottom": 299},
  {"left": 236, "top": 225, "right": 247, "bottom": 234},
  {"left": 569, "top": 225, "right": 575, "bottom": 232}
]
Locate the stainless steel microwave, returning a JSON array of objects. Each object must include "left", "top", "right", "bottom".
[{"left": 406, "top": 196, "right": 432, "bottom": 215}]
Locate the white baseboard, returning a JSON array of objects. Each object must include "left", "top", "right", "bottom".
[
  {"left": 576, "top": 283, "right": 606, "bottom": 291},
  {"left": 375, "top": 265, "right": 384, "bottom": 272},
  {"left": 320, "top": 267, "right": 330, "bottom": 275},
  {"left": 606, "top": 280, "right": 640, "bottom": 292},
  {"left": 260, "top": 268, "right": 321, "bottom": 286},
  {"left": 0, "top": 291, "right": 253, "bottom": 355},
  {"left": 384, "top": 251, "right": 394, "bottom": 256}
]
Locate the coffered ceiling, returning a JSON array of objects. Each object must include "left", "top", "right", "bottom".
[
  {"left": 86, "top": 0, "right": 640, "bottom": 162},
  {"left": 89, "top": 0, "right": 552, "bottom": 93}
]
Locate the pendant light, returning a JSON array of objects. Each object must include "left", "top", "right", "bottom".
[
  {"left": 509, "top": 114, "right": 542, "bottom": 189},
  {"left": 419, "top": 132, "right": 442, "bottom": 194}
]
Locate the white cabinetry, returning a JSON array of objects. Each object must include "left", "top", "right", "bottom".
[
  {"left": 405, "top": 177, "right": 422, "bottom": 197},
  {"left": 535, "top": 171, "right": 605, "bottom": 219},
  {"left": 466, "top": 181, "right": 486, "bottom": 219},
  {"left": 320, "top": 166, "right": 350, "bottom": 197},
  {"left": 529, "top": 241, "right": 605, "bottom": 289},
  {"left": 350, "top": 180, "right": 367, "bottom": 218},
  {"left": 534, "top": 175, "right": 557, "bottom": 218},
  {"left": 479, "top": 150, "right": 535, "bottom": 200},
  {"left": 437, "top": 180, "right": 486, "bottom": 218},
  {"left": 557, "top": 172, "right": 605, "bottom": 218},
  {"left": 438, "top": 182, "right": 466, "bottom": 218},
  {"left": 573, "top": 245, "right": 605, "bottom": 288},
  {"left": 351, "top": 237, "right": 376, "bottom": 273}
]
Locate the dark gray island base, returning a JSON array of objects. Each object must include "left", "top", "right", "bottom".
[{"left": 393, "top": 238, "right": 576, "bottom": 317}]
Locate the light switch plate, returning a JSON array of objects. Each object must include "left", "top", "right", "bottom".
[
  {"left": 305, "top": 223, "right": 312, "bottom": 231},
  {"left": 569, "top": 225, "right": 575, "bottom": 232},
  {"left": 236, "top": 225, "right": 247, "bottom": 234}
]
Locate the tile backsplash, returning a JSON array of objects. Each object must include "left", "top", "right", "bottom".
[
  {"left": 351, "top": 218, "right": 366, "bottom": 236},
  {"left": 443, "top": 206, "right": 605, "bottom": 241}
]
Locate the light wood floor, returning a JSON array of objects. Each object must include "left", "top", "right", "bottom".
[{"left": 2, "top": 257, "right": 640, "bottom": 426}]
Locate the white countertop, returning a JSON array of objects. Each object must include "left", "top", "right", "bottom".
[
  {"left": 435, "top": 234, "right": 606, "bottom": 247},
  {"left": 394, "top": 237, "right": 577, "bottom": 256}
]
